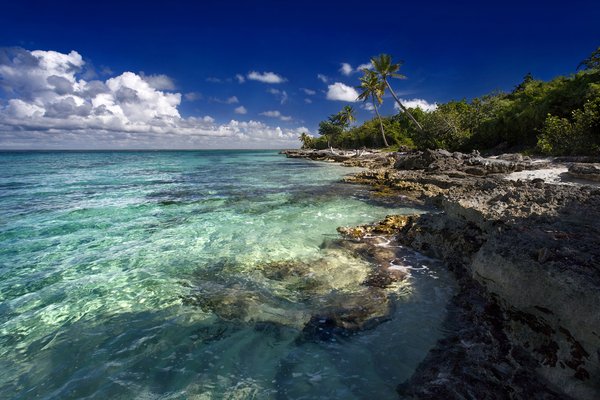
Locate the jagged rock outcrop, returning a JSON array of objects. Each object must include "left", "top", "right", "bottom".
[
  {"left": 568, "top": 163, "right": 600, "bottom": 182},
  {"left": 280, "top": 149, "right": 395, "bottom": 168},
  {"left": 394, "top": 181, "right": 600, "bottom": 399},
  {"left": 342, "top": 177, "right": 600, "bottom": 399},
  {"left": 284, "top": 148, "right": 600, "bottom": 399},
  {"left": 393, "top": 148, "right": 543, "bottom": 176}
]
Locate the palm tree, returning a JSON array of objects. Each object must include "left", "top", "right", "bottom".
[
  {"left": 357, "top": 69, "right": 389, "bottom": 147},
  {"left": 371, "top": 54, "right": 423, "bottom": 130},
  {"left": 298, "top": 132, "right": 313, "bottom": 149},
  {"left": 335, "top": 105, "right": 356, "bottom": 130}
]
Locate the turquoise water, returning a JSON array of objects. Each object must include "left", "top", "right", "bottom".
[{"left": 0, "top": 150, "right": 455, "bottom": 399}]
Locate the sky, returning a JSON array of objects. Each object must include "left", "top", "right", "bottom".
[{"left": 0, "top": 0, "right": 599, "bottom": 149}]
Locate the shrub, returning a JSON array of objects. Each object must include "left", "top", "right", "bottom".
[{"left": 537, "top": 98, "right": 600, "bottom": 155}]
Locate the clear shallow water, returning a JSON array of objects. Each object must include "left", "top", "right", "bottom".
[{"left": 0, "top": 150, "right": 455, "bottom": 399}]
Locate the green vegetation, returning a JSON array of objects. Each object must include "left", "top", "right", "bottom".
[
  {"left": 370, "top": 54, "right": 423, "bottom": 131},
  {"left": 301, "top": 47, "right": 600, "bottom": 156},
  {"left": 357, "top": 69, "right": 389, "bottom": 147}
]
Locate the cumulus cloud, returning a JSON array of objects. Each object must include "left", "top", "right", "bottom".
[
  {"left": 139, "top": 72, "right": 175, "bottom": 90},
  {"left": 301, "top": 88, "right": 316, "bottom": 95},
  {"left": 393, "top": 98, "right": 437, "bottom": 112},
  {"left": 235, "top": 74, "right": 245, "bottom": 83},
  {"left": 317, "top": 74, "right": 328, "bottom": 83},
  {"left": 326, "top": 82, "right": 359, "bottom": 102},
  {"left": 234, "top": 105, "right": 247, "bottom": 114},
  {"left": 247, "top": 71, "right": 286, "bottom": 84},
  {"left": 0, "top": 48, "right": 304, "bottom": 149}
]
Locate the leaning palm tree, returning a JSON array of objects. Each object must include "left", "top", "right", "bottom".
[
  {"left": 371, "top": 54, "right": 423, "bottom": 130},
  {"left": 357, "top": 69, "right": 389, "bottom": 147}
]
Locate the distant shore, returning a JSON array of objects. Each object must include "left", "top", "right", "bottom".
[{"left": 282, "top": 148, "right": 600, "bottom": 400}]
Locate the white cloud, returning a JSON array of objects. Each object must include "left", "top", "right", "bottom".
[
  {"left": 339, "top": 62, "right": 372, "bottom": 76},
  {"left": 0, "top": 48, "right": 304, "bottom": 149},
  {"left": 234, "top": 105, "right": 247, "bottom": 114},
  {"left": 326, "top": 82, "right": 359, "bottom": 102},
  {"left": 140, "top": 73, "right": 175, "bottom": 90},
  {"left": 259, "top": 110, "right": 292, "bottom": 121},
  {"left": 304, "top": 98, "right": 312, "bottom": 104},
  {"left": 267, "top": 88, "right": 288, "bottom": 104},
  {"left": 301, "top": 88, "right": 316, "bottom": 95},
  {"left": 280, "top": 91, "right": 288, "bottom": 104},
  {"left": 210, "top": 95, "right": 239, "bottom": 104},
  {"left": 184, "top": 92, "right": 201, "bottom": 101},
  {"left": 100, "top": 66, "right": 113, "bottom": 76},
  {"left": 317, "top": 74, "right": 328, "bottom": 83},
  {"left": 393, "top": 98, "right": 437, "bottom": 112},
  {"left": 103, "top": 72, "right": 181, "bottom": 123},
  {"left": 235, "top": 74, "right": 245, "bottom": 83},
  {"left": 205, "top": 77, "right": 222, "bottom": 83},
  {"left": 361, "top": 102, "right": 375, "bottom": 111},
  {"left": 260, "top": 110, "right": 282, "bottom": 118},
  {"left": 247, "top": 71, "right": 286, "bottom": 84},
  {"left": 339, "top": 63, "right": 353, "bottom": 76}
]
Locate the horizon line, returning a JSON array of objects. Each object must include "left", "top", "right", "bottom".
[{"left": 0, "top": 148, "right": 297, "bottom": 151}]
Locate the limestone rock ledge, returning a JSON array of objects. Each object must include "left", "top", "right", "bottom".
[
  {"left": 395, "top": 181, "right": 600, "bottom": 399},
  {"left": 285, "top": 148, "right": 600, "bottom": 399}
]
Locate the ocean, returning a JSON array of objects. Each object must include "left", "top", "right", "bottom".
[{"left": 0, "top": 150, "right": 455, "bottom": 399}]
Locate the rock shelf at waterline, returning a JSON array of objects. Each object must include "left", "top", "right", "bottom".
[{"left": 283, "top": 148, "right": 600, "bottom": 400}]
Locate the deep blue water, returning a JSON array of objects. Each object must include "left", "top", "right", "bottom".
[{"left": 0, "top": 150, "right": 455, "bottom": 399}]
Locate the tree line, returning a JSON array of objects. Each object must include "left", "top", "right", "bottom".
[{"left": 300, "top": 47, "right": 600, "bottom": 155}]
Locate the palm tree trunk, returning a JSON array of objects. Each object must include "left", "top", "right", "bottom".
[
  {"left": 384, "top": 80, "right": 423, "bottom": 131},
  {"left": 373, "top": 101, "right": 389, "bottom": 147}
]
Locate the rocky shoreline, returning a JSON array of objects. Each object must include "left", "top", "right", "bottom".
[{"left": 281, "top": 149, "right": 600, "bottom": 400}]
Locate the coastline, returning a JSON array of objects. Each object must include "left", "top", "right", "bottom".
[{"left": 282, "top": 148, "right": 600, "bottom": 399}]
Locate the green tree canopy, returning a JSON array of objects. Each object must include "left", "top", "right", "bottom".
[
  {"left": 577, "top": 46, "right": 600, "bottom": 71},
  {"left": 358, "top": 69, "right": 389, "bottom": 146},
  {"left": 371, "top": 54, "right": 423, "bottom": 131}
]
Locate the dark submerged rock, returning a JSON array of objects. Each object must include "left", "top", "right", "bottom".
[{"left": 185, "top": 240, "right": 407, "bottom": 336}]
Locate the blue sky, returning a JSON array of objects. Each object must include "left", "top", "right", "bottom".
[{"left": 0, "top": 0, "right": 599, "bottom": 149}]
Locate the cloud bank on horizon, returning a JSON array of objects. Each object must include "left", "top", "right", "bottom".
[
  {"left": 0, "top": 48, "right": 310, "bottom": 149},
  {"left": 0, "top": 47, "right": 435, "bottom": 149}
]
